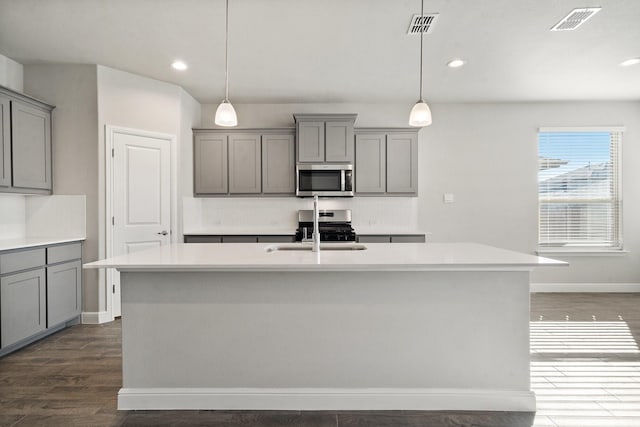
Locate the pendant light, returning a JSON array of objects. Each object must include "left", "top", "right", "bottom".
[
  {"left": 215, "top": 0, "right": 238, "bottom": 127},
  {"left": 408, "top": 0, "right": 432, "bottom": 127}
]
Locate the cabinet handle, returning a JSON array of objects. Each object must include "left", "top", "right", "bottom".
[{"left": 157, "top": 231, "right": 169, "bottom": 236}]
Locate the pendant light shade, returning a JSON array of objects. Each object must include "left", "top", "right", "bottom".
[
  {"left": 409, "top": 101, "right": 432, "bottom": 127},
  {"left": 215, "top": 100, "right": 237, "bottom": 127},
  {"left": 214, "top": 0, "right": 238, "bottom": 127},
  {"left": 409, "top": 0, "right": 432, "bottom": 127}
]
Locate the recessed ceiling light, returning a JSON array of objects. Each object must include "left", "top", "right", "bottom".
[
  {"left": 620, "top": 58, "right": 640, "bottom": 67},
  {"left": 447, "top": 59, "right": 465, "bottom": 68},
  {"left": 171, "top": 60, "right": 188, "bottom": 71}
]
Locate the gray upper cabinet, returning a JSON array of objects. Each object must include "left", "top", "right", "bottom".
[
  {"left": 294, "top": 114, "right": 357, "bottom": 163},
  {"left": 194, "top": 133, "right": 228, "bottom": 194},
  {"left": 11, "top": 102, "right": 52, "bottom": 190},
  {"left": 228, "top": 134, "right": 261, "bottom": 194},
  {"left": 355, "top": 133, "right": 386, "bottom": 193},
  {"left": 0, "top": 95, "right": 10, "bottom": 187},
  {"left": 387, "top": 132, "right": 418, "bottom": 194},
  {"left": 262, "top": 134, "right": 295, "bottom": 194},
  {"left": 193, "top": 129, "right": 295, "bottom": 197},
  {"left": 354, "top": 128, "right": 419, "bottom": 196},
  {"left": 325, "top": 121, "right": 354, "bottom": 162},
  {"left": 0, "top": 86, "right": 54, "bottom": 195},
  {"left": 297, "top": 121, "right": 324, "bottom": 162}
]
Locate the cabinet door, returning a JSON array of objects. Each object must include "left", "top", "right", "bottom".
[
  {"left": 228, "top": 134, "right": 261, "bottom": 194},
  {"left": 297, "top": 121, "right": 325, "bottom": 162},
  {"left": 194, "top": 133, "right": 228, "bottom": 194},
  {"left": 325, "top": 121, "right": 354, "bottom": 163},
  {"left": 1, "top": 268, "right": 46, "bottom": 348},
  {"left": 47, "top": 260, "right": 82, "bottom": 327},
  {"left": 357, "top": 235, "right": 391, "bottom": 243},
  {"left": 11, "top": 101, "right": 52, "bottom": 190},
  {"left": 262, "top": 134, "right": 295, "bottom": 194},
  {"left": 387, "top": 133, "right": 418, "bottom": 194},
  {"left": 0, "top": 95, "right": 10, "bottom": 187},
  {"left": 184, "top": 236, "right": 222, "bottom": 243},
  {"left": 355, "top": 133, "right": 386, "bottom": 193}
]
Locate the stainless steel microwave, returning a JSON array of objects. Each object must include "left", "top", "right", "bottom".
[{"left": 296, "top": 164, "right": 354, "bottom": 197}]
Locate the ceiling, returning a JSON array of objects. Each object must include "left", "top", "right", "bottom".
[{"left": 1, "top": 0, "right": 639, "bottom": 104}]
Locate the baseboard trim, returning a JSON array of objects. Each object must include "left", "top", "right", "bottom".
[
  {"left": 117, "top": 387, "right": 536, "bottom": 411},
  {"left": 531, "top": 283, "right": 640, "bottom": 293},
  {"left": 81, "top": 310, "right": 113, "bottom": 324}
]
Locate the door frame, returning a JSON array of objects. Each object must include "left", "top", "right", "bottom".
[{"left": 105, "top": 125, "right": 177, "bottom": 321}]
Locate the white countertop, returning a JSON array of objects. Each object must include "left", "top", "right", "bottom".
[
  {"left": 0, "top": 236, "right": 86, "bottom": 252},
  {"left": 84, "top": 242, "right": 566, "bottom": 272}
]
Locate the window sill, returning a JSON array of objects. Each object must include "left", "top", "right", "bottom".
[{"left": 536, "top": 248, "right": 629, "bottom": 257}]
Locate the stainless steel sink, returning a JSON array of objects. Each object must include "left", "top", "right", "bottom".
[{"left": 266, "top": 243, "right": 367, "bottom": 252}]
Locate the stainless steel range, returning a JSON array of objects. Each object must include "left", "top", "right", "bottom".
[{"left": 295, "top": 209, "right": 356, "bottom": 242}]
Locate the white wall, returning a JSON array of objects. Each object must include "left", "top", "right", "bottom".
[
  {"left": 0, "top": 53, "right": 23, "bottom": 91},
  {"left": 197, "top": 101, "right": 640, "bottom": 284},
  {"left": 97, "top": 65, "right": 201, "bottom": 314}
]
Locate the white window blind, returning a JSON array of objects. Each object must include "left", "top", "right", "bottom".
[{"left": 538, "top": 129, "right": 622, "bottom": 250}]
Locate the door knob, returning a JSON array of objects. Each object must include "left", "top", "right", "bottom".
[{"left": 157, "top": 230, "right": 168, "bottom": 236}]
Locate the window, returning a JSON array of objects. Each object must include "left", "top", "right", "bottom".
[{"left": 538, "top": 128, "right": 623, "bottom": 251}]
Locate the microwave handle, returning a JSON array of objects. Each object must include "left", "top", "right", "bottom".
[{"left": 344, "top": 170, "right": 353, "bottom": 192}]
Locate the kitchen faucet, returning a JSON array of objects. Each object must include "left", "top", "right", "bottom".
[{"left": 313, "top": 195, "right": 320, "bottom": 252}]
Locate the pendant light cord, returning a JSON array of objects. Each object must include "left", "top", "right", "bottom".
[
  {"left": 419, "top": 0, "right": 424, "bottom": 102},
  {"left": 224, "top": 0, "right": 229, "bottom": 102}
]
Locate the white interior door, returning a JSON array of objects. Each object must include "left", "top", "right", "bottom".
[{"left": 111, "top": 129, "right": 171, "bottom": 317}]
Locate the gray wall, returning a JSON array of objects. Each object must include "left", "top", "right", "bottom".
[
  {"left": 23, "top": 64, "right": 100, "bottom": 311},
  {"left": 0, "top": 53, "right": 23, "bottom": 91},
  {"left": 200, "top": 101, "right": 640, "bottom": 284}
]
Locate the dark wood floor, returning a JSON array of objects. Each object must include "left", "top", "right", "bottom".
[{"left": 1, "top": 293, "right": 639, "bottom": 427}]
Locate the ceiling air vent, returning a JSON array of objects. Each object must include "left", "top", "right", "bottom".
[
  {"left": 550, "top": 7, "right": 601, "bottom": 31},
  {"left": 407, "top": 13, "right": 439, "bottom": 35}
]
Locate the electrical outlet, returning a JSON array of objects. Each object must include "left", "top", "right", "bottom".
[{"left": 443, "top": 193, "right": 455, "bottom": 204}]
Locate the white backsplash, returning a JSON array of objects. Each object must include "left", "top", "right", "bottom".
[
  {"left": 0, "top": 195, "right": 27, "bottom": 239},
  {"left": 183, "top": 197, "right": 420, "bottom": 234},
  {"left": 25, "top": 195, "right": 86, "bottom": 238},
  {"left": 0, "top": 194, "right": 86, "bottom": 241}
]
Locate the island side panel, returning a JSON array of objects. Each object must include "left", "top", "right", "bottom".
[{"left": 119, "top": 270, "right": 532, "bottom": 410}]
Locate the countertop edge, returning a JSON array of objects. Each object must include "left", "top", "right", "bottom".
[{"left": 0, "top": 237, "right": 86, "bottom": 252}]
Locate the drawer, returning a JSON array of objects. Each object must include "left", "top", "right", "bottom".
[
  {"left": 357, "top": 235, "right": 391, "bottom": 243},
  {"left": 221, "top": 236, "right": 258, "bottom": 243},
  {"left": 184, "top": 236, "right": 222, "bottom": 243},
  {"left": 0, "top": 248, "right": 46, "bottom": 274},
  {"left": 257, "top": 235, "right": 295, "bottom": 243},
  {"left": 390, "top": 235, "right": 426, "bottom": 243},
  {"left": 47, "top": 242, "right": 82, "bottom": 264}
]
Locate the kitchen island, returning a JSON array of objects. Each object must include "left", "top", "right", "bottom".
[{"left": 84, "top": 242, "right": 565, "bottom": 411}]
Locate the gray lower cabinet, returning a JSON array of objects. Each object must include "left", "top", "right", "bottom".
[
  {"left": 354, "top": 129, "right": 419, "bottom": 196},
  {"left": 1, "top": 268, "right": 46, "bottom": 348},
  {"left": 0, "top": 87, "right": 54, "bottom": 195},
  {"left": 358, "top": 234, "right": 426, "bottom": 243},
  {"left": 194, "top": 133, "right": 228, "bottom": 195},
  {"left": 47, "top": 260, "right": 82, "bottom": 327},
  {"left": 0, "top": 241, "right": 82, "bottom": 356},
  {"left": 184, "top": 235, "right": 295, "bottom": 243},
  {"left": 262, "top": 134, "right": 295, "bottom": 194}
]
